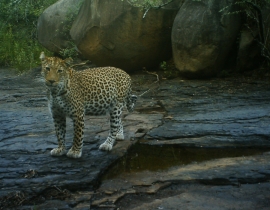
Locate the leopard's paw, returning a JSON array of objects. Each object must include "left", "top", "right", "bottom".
[
  {"left": 116, "top": 133, "right": 124, "bottom": 140},
  {"left": 99, "top": 142, "right": 113, "bottom": 151},
  {"left": 66, "top": 148, "right": 82, "bottom": 158},
  {"left": 50, "top": 147, "right": 66, "bottom": 156}
]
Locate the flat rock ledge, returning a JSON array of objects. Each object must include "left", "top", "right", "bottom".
[{"left": 0, "top": 68, "right": 270, "bottom": 209}]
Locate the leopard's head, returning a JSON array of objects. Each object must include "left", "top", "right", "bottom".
[{"left": 40, "top": 52, "right": 72, "bottom": 90}]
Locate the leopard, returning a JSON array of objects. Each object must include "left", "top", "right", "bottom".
[{"left": 39, "top": 52, "right": 137, "bottom": 158}]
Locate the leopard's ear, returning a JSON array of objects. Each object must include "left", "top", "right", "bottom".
[
  {"left": 67, "top": 69, "right": 73, "bottom": 89},
  {"left": 68, "top": 69, "right": 73, "bottom": 78},
  {"left": 64, "top": 58, "right": 73, "bottom": 66},
  {"left": 40, "top": 52, "right": 46, "bottom": 61}
]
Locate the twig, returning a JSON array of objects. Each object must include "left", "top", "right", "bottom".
[
  {"left": 153, "top": 0, "right": 176, "bottom": 9},
  {"left": 265, "top": 27, "right": 269, "bottom": 46},
  {"left": 50, "top": 41, "right": 62, "bottom": 50},
  {"left": 145, "top": 70, "right": 159, "bottom": 82},
  {"left": 143, "top": 8, "right": 151, "bottom": 18},
  {"left": 139, "top": 70, "right": 160, "bottom": 97},
  {"left": 143, "top": 0, "right": 176, "bottom": 19},
  {"left": 53, "top": 185, "right": 63, "bottom": 192},
  {"left": 98, "top": 204, "right": 116, "bottom": 208},
  {"left": 70, "top": 60, "right": 89, "bottom": 68}
]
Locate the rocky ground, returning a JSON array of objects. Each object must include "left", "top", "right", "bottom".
[{"left": 0, "top": 67, "right": 270, "bottom": 210}]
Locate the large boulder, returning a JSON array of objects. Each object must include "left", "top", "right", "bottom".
[
  {"left": 237, "top": 26, "right": 261, "bottom": 71},
  {"left": 237, "top": 4, "right": 270, "bottom": 71},
  {"left": 37, "top": 0, "right": 84, "bottom": 53},
  {"left": 70, "top": 0, "right": 184, "bottom": 71},
  {"left": 264, "top": 7, "right": 270, "bottom": 52},
  {"left": 172, "top": 0, "right": 241, "bottom": 78}
]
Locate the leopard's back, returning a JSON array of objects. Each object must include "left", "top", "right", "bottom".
[
  {"left": 69, "top": 67, "right": 133, "bottom": 115},
  {"left": 77, "top": 67, "right": 131, "bottom": 96}
]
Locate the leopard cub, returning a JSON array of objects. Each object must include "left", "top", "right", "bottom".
[{"left": 40, "top": 52, "right": 137, "bottom": 158}]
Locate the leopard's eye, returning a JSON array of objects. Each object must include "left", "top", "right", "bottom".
[
  {"left": 45, "top": 67, "right": 50, "bottom": 71},
  {"left": 57, "top": 69, "right": 63, "bottom": 73}
]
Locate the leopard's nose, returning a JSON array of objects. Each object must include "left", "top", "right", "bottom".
[{"left": 48, "top": 80, "right": 55, "bottom": 84}]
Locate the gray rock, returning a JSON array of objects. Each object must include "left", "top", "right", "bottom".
[
  {"left": 237, "top": 26, "right": 261, "bottom": 71},
  {"left": 237, "top": 4, "right": 270, "bottom": 71},
  {"left": 37, "top": 0, "right": 84, "bottom": 53},
  {"left": 1, "top": 68, "right": 270, "bottom": 209},
  {"left": 129, "top": 183, "right": 270, "bottom": 210},
  {"left": 172, "top": 0, "right": 241, "bottom": 78},
  {"left": 70, "top": 0, "right": 184, "bottom": 71},
  {"left": 0, "top": 68, "right": 162, "bottom": 199}
]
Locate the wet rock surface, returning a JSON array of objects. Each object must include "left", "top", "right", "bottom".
[{"left": 0, "top": 68, "right": 270, "bottom": 209}]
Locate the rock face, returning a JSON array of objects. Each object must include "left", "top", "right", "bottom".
[
  {"left": 37, "top": 0, "right": 84, "bottom": 53},
  {"left": 237, "top": 26, "right": 261, "bottom": 71},
  {"left": 70, "top": 0, "right": 183, "bottom": 71},
  {"left": 1, "top": 68, "right": 270, "bottom": 209},
  {"left": 0, "top": 68, "right": 163, "bottom": 198},
  {"left": 263, "top": 7, "right": 270, "bottom": 51},
  {"left": 172, "top": 0, "right": 241, "bottom": 78},
  {"left": 237, "top": 5, "right": 270, "bottom": 71}
]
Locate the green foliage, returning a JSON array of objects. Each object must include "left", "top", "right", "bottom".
[
  {"left": 160, "top": 60, "right": 179, "bottom": 79},
  {"left": 57, "top": 3, "right": 83, "bottom": 59},
  {"left": 127, "top": 0, "right": 163, "bottom": 7},
  {"left": 0, "top": 0, "right": 58, "bottom": 72},
  {"left": 218, "top": 70, "right": 231, "bottom": 78},
  {"left": 124, "top": 0, "right": 173, "bottom": 9},
  {"left": 59, "top": 42, "right": 78, "bottom": 59},
  {"left": 160, "top": 61, "right": 168, "bottom": 70}
]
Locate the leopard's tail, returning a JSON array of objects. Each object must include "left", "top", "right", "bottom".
[{"left": 126, "top": 94, "right": 137, "bottom": 112}]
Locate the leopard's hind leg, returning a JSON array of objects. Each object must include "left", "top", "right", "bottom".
[
  {"left": 116, "top": 118, "right": 124, "bottom": 140},
  {"left": 99, "top": 103, "right": 124, "bottom": 151},
  {"left": 115, "top": 94, "right": 137, "bottom": 140},
  {"left": 126, "top": 94, "right": 137, "bottom": 112}
]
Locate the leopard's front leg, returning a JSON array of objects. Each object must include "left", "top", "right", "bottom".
[
  {"left": 67, "top": 112, "right": 84, "bottom": 158},
  {"left": 51, "top": 114, "right": 66, "bottom": 156}
]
